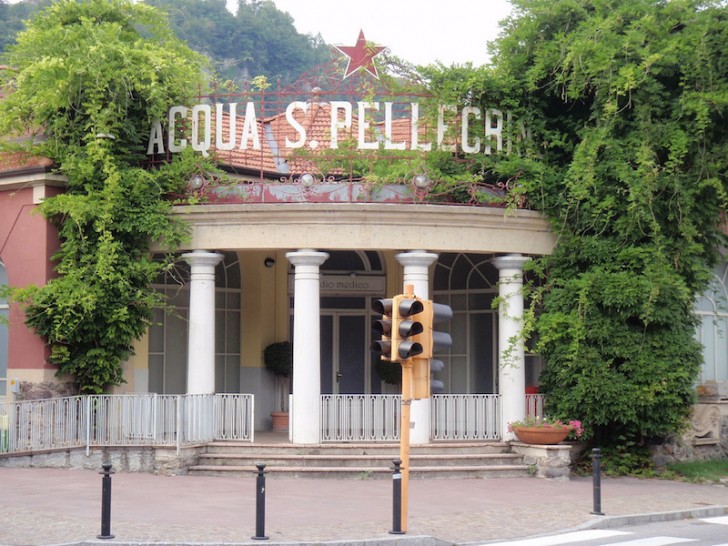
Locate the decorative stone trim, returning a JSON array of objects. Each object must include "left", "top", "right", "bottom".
[
  {"left": 510, "top": 442, "right": 572, "bottom": 479},
  {"left": 15, "top": 381, "right": 77, "bottom": 401}
]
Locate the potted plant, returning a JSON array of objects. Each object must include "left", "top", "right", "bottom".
[
  {"left": 508, "top": 416, "right": 584, "bottom": 445},
  {"left": 264, "top": 341, "right": 293, "bottom": 432}
]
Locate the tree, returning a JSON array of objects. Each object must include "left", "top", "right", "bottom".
[
  {"left": 145, "top": 0, "right": 332, "bottom": 85},
  {"left": 429, "top": 0, "right": 727, "bottom": 462},
  {"left": 0, "top": 0, "right": 212, "bottom": 393},
  {"left": 0, "top": 1, "right": 49, "bottom": 53},
  {"left": 504, "top": 0, "right": 727, "bottom": 458}
]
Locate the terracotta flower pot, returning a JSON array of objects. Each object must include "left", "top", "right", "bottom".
[
  {"left": 271, "top": 411, "right": 289, "bottom": 433},
  {"left": 512, "top": 426, "right": 570, "bottom": 445}
]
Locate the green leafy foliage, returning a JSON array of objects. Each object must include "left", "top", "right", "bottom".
[
  {"left": 0, "top": 0, "right": 214, "bottom": 393},
  {"left": 501, "top": 0, "right": 727, "bottom": 449},
  {"left": 429, "top": 0, "right": 727, "bottom": 454},
  {"left": 144, "top": 0, "right": 332, "bottom": 85}
]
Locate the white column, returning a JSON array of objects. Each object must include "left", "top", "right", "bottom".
[
  {"left": 396, "top": 250, "right": 438, "bottom": 445},
  {"left": 285, "top": 248, "right": 329, "bottom": 444},
  {"left": 492, "top": 254, "right": 530, "bottom": 441},
  {"left": 182, "top": 250, "right": 223, "bottom": 394}
]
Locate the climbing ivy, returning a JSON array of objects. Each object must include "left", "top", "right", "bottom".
[
  {"left": 456, "top": 0, "right": 727, "bottom": 450},
  {"left": 0, "top": 0, "right": 213, "bottom": 393}
]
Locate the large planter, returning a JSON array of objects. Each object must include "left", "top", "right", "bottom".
[
  {"left": 512, "top": 426, "right": 570, "bottom": 445},
  {"left": 271, "top": 411, "right": 289, "bottom": 433}
]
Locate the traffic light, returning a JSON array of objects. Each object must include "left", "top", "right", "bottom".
[
  {"left": 411, "top": 300, "right": 452, "bottom": 398},
  {"left": 371, "top": 298, "right": 394, "bottom": 361},
  {"left": 371, "top": 295, "right": 425, "bottom": 362},
  {"left": 392, "top": 296, "right": 425, "bottom": 361}
]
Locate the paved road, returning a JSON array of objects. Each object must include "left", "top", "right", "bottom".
[{"left": 1, "top": 467, "right": 727, "bottom": 545}]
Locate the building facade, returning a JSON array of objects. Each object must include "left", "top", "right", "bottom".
[{"left": 1, "top": 63, "right": 726, "bottom": 447}]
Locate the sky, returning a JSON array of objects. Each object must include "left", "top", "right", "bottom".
[
  {"left": 6, "top": 0, "right": 514, "bottom": 66},
  {"left": 232, "top": 0, "right": 515, "bottom": 67}
]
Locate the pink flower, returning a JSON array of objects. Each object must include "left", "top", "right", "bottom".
[{"left": 568, "top": 420, "right": 584, "bottom": 438}]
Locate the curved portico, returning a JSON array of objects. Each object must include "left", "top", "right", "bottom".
[
  {"left": 156, "top": 202, "right": 555, "bottom": 443},
  {"left": 168, "top": 202, "right": 555, "bottom": 255}
]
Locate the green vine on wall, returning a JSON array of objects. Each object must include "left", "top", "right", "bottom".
[
  {"left": 0, "top": 0, "right": 213, "bottom": 393},
  {"left": 471, "top": 0, "right": 728, "bottom": 454}
]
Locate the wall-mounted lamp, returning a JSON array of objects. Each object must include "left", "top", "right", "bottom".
[
  {"left": 188, "top": 173, "right": 205, "bottom": 191},
  {"left": 412, "top": 174, "right": 431, "bottom": 190},
  {"left": 300, "top": 173, "right": 316, "bottom": 188},
  {"left": 264, "top": 257, "right": 276, "bottom": 268}
]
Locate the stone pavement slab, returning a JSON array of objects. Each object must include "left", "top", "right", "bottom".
[{"left": 0, "top": 467, "right": 727, "bottom": 545}]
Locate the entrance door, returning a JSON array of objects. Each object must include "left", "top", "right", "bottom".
[{"left": 320, "top": 312, "right": 367, "bottom": 394}]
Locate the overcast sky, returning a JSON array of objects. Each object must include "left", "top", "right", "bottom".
[
  {"left": 7, "top": 0, "right": 514, "bottom": 66},
  {"left": 236, "top": 0, "right": 515, "bottom": 67}
]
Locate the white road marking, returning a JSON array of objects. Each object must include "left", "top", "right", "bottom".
[{"left": 482, "top": 529, "right": 631, "bottom": 545}]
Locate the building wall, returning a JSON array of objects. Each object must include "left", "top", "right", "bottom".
[{"left": 0, "top": 183, "right": 65, "bottom": 393}]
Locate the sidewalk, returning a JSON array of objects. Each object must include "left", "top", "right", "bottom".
[{"left": 1, "top": 467, "right": 727, "bottom": 546}]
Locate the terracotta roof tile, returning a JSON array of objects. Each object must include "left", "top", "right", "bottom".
[{"left": 0, "top": 150, "right": 53, "bottom": 172}]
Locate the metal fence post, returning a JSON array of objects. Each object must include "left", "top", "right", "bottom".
[
  {"left": 389, "top": 458, "right": 404, "bottom": 535},
  {"left": 591, "top": 447, "right": 604, "bottom": 515},
  {"left": 252, "top": 463, "right": 269, "bottom": 540},
  {"left": 97, "top": 463, "right": 115, "bottom": 539}
]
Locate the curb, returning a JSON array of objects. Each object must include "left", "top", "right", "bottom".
[
  {"left": 578, "top": 504, "right": 728, "bottom": 530},
  {"left": 69, "top": 537, "right": 451, "bottom": 546}
]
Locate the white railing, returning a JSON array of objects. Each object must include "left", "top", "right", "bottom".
[
  {"left": 0, "top": 393, "right": 254, "bottom": 456},
  {"left": 320, "top": 394, "right": 508, "bottom": 442},
  {"left": 431, "top": 394, "right": 500, "bottom": 440},
  {"left": 526, "top": 393, "right": 546, "bottom": 418},
  {"left": 321, "top": 394, "right": 400, "bottom": 442},
  {"left": 214, "top": 393, "right": 255, "bottom": 441}
]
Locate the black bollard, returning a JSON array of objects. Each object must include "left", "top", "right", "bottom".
[
  {"left": 97, "top": 463, "right": 115, "bottom": 540},
  {"left": 252, "top": 463, "right": 269, "bottom": 540},
  {"left": 591, "top": 448, "right": 604, "bottom": 515},
  {"left": 389, "top": 458, "right": 404, "bottom": 535}
]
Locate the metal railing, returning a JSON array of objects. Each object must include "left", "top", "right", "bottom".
[
  {"left": 0, "top": 392, "right": 543, "bottom": 454},
  {"left": 321, "top": 394, "right": 400, "bottom": 442},
  {"left": 320, "top": 393, "right": 545, "bottom": 443},
  {"left": 526, "top": 393, "right": 546, "bottom": 418},
  {"left": 320, "top": 394, "right": 513, "bottom": 442},
  {"left": 0, "top": 393, "right": 254, "bottom": 456},
  {"left": 431, "top": 394, "right": 501, "bottom": 440}
]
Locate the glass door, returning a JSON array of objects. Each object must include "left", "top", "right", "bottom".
[{"left": 320, "top": 312, "right": 367, "bottom": 394}]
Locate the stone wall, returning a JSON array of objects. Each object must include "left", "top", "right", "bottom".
[
  {"left": 651, "top": 400, "right": 728, "bottom": 466},
  {"left": 510, "top": 442, "right": 572, "bottom": 479},
  {"left": 0, "top": 445, "right": 203, "bottom": 475}
]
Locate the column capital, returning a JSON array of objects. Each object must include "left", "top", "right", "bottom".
[
  {"left": 491, "top": 253, "right": 530, "bottom": 272},
  {"left": 285, "top": 249, "right": 329, "bottom": 267},
  {"left": 182, "top": 250, "right": 224, "bottom": 269},
  {"left": 395, "top": 250, "right": 438, "bottom": 268}
]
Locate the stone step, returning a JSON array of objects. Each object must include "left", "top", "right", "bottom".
[
  {"left": 195, "top": 452, "right": 523, "bottom": 468},
  {"left": 197, "top": 453, "right": 522, "bottom": 469},
  {"left": 203, "top": 441, "right": 512, "bottom": 456},
  {"left": 188, "top": 463, "right": 532, "bottom": 480},
  {"left": 187, "top": 439, "right": 532, "bottom": 479}
]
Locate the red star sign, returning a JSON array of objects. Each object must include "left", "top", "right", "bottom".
[{"left": 334, "top": 30, "right": 386, "bottom": 80}]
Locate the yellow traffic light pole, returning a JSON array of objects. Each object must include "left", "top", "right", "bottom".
[{"left": 399, "top": 357, "right": 412, "bottom": 533}]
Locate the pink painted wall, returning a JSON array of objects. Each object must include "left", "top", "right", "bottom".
[{"left": 0, "top": 186, "right": 60, "bottom": 372}]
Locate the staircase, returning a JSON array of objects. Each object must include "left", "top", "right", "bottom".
[{"left": 188, "top": 436, "right": 532, "bottom": 479}]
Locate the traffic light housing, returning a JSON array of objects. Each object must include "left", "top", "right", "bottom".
[
  {"left": 392, "top": 296, "right": 424, "bottom": 361},
  {"left": 371, "top": 298, "right": 394, "bottom": 361},
  {"left": 372, "top": 295, "right": 426, "bottom": 362},
  {"left": 412, "top": 300, "right": 452, "bottom": 398}
]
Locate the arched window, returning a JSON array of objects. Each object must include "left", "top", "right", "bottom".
[
  {"left": 695, "top": 261, "right": 728, "bottom": 382},
  {"left": 0, "top": 258, "right": 8, "bottom": 398},
  {"left": 433, "top": 253, "right": 499, "bottom": 394},
  {"left": 149, "top": 252, "right": 241, "bottom": 394}
]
